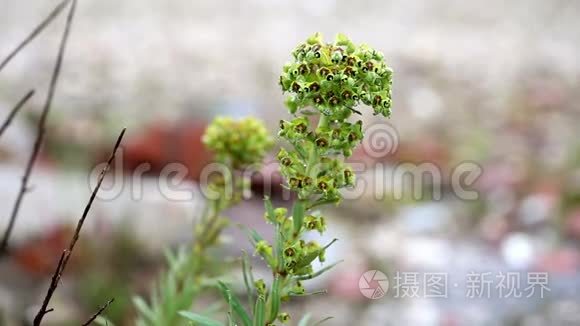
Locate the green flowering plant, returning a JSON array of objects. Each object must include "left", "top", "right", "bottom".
[
  {"left": 180, "top": 33, "right": 393, "bottom": 326},
  {"left": 128, "top": 117, "right": 273, "bottom": 326}
]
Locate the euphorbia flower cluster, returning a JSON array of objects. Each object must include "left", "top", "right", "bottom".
[{"left": 252, "top": 33, "right": 393, "bottom": 324}]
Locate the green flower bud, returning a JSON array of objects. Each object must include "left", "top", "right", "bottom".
[
  {"left": 315, "top": 137, "right": 329, "bottom": 148},
  {"left": 255, "top": 279, "right": 267, "bottom": 296},
  {"left": 285, "top": 260, "right": 297, "bottom": 271},
  {"left": 328, "top": 96, "right": 340, "bottom": 107},
  {"left": 292, "top": 281, "right": 305, "bottom": 294},
  {"left": 306, "top": 32, "right": 323, "bottom": 45},
  {"left": 281, "top": 157, "right": 292, "bottom": 166},
  {"left": 318, "top": 67, "right": 331, "bottom": 77},
  {"left": 331, "top": 50, "right": 342, "bottom": 64},
  {"left": 284, "top": 246, "right": 296, "bottom": 257},
  {"left": 293, "top": 118, "right": 308, "bottom": 133},
  {"left": 284, "top": 96, "right": 298, "bottom": 114},
  {"left": 288, "top": 177, "right": 303, "bottom": 190},
  {"left": 291, "top": 81, "right": 301, "bottom": 92},
  {"left": 313, "top": 94, "right": 325, "bottom": 106},
  {"left": 203, "top": 117, "right": 273, "bottom": 168},
  {"left": 298, "top": 63, "right": 309, "bottom": 75},
  {"left": 278, "top": 312, "right": 291, "bottom": 323},
  {"left": 255, "top": 240, "right": 273, "bottom": 257},
  {"left": 274, "top": 207, "right": 287, "bottom": 219},
  {"left": 308, "top": 82, "right": 321, "bottom": 92},
  {"left": 344, "top": 168, "right": 355, "bottom": 186},
  {"left": 345, "top": 56, "right": 356, "bottom": 66},
  {"left": 335, "top": 33, "right": 356, "bottom": 53}
]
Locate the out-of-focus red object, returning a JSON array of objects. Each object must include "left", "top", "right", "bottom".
[
  {"left": 533, "top": 248, "right": 580, "bottom": 274},
  {"left": 120, "top": 121, "right": 212, "bottom": 181},
  {"left": 12, "top": 225, "right": 74, "bottom": 276},
  {"left": 328, "top": 263, "right": 370, "bottom": 302},
  {"left": 120, "top": 120, "right": 287, "bottom": 196},
  {"left": 565, "top": 208, "right": 580, "bottom": 241},
  {"left": 351, "top": 136, "right": 450, "bottom": 172}
]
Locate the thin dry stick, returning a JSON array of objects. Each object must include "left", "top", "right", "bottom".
[
  {"left": 0, "top": 0, "right": 72, "bottom": 72},
  {"left": 33, "top": 128, "right": 126, "bottom": 326},
  {"left": 0, "top": 89, "right": 35, "bottom": 138},
  {"left": 82, "top": 298, "right": 115, "bottom": 326},
  {"left": 0, "top": 0, "right": 76, "bottom": 255}
]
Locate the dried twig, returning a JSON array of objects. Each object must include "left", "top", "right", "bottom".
[
  {"left": 0, "top": 0, "right": 77, "bottom": 255},
  {"left": 0, "top": 89, "right": 35, "bottom": 139},
  {"left": 82, "top": 298, "right": 115, "bottom": 326},
  {"left": 0, "top": 0, "right": 72, "bottom": 72},
  {"left": 33, "top": 128, "right": 126, "bottom": 326}
]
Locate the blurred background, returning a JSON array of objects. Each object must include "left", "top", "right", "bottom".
[{"left": 1, "top": 0, "right": 580, "bottom": 325}]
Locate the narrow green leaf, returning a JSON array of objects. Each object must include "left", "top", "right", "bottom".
[
  {"left": 295, "top": 260, "right": 343, "bottom": 281},
  {"left": 267, "top": 276, "right": 281, "bottom": 323},
  {"left": 274, "top": 223, "right": 284, "bottom": 270},
  {"left": 174, "top": 277, "right": 200, "bottom": 317},
  {"left": 264, "top": 197, "right": 276, "bottom": 223},
  {"left": 241, "top": 250, "right": 255, "bottom": 304},
  {"left": 322, "top": 238, "right": 338, "bottom": 251},
  {"left": 294, "top": 239, "right": 337, "bottom": 269},
  {"left": 298, "top": 313, "right": 312, "bottom": 326},
  {"left": 217, "top": 281, "right": 252, "bottom": 326},
  {"left": 227, "top": 313, "right": 233, "bottom": 326},
  {"left": 292, "top": 200, "right": 305, "bottom": 236},
  {"left": 253, "top": 295, "right": 265, "bottom": 326},
  {"left": 288, "top": 289, "right": 327, "bottom": 297},
  {"left": 313, "top": 317, "right": 334, "bottom": 325},
  {"left": 163, "top": 248, "right": 177, "bottom": 268},
  {"left": 238, "top": 224, "right": 264, "bottom": 246},
  {"left": 132, "top": 296, "right": 154, "bottom": 322},
  {"left": 178, "top": 311, "right": 223, "bottom": 326}
]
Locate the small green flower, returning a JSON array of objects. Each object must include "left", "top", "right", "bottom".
[
  {"left": 255, "top": 240, "right": 273, "bottom": 258},
  {"left": 303, "top": 214, "right": 326, "bottom": 234}
]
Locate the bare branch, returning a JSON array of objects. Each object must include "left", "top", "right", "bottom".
[
  {"left": 33, "top": 128, "right": 126, "bottom": 326},
  {"left": 0, "top": 89, "right": 35, "bottom": 139},
  {"left": 82, "top": 298, "right": 115, "bottom": 326},
  {"left": 0, "top": 0, "right": 76, "bottom": 256},
  {"left": 0, "top": 0, "right": 72, "bottom": 72}
]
